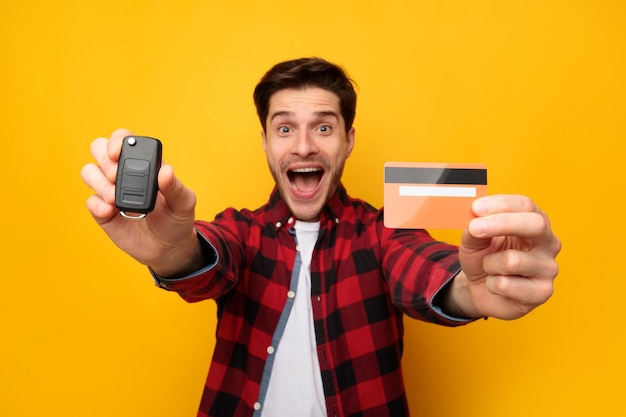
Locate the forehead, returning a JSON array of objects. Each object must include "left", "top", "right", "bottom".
[{"left": 268, "top": 87, "right": 341, "bottom": 117}]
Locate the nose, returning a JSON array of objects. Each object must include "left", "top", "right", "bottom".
[{"left": 292, "top": 130, "right": 319, "bottom": 158}]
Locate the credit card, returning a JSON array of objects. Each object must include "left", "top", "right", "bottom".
[{"left": 384, "top": 162, "right": 487, "bottom": 229}]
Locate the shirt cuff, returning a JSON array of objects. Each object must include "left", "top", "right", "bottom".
[
  {"left": 150, "top": 230, "right": 219, "bottom": 289},
  {"left": 430, "top": 268, "right": 477, "bottom": 324}
]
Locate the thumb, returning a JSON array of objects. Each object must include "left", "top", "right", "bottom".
[
  {"left": 461, "top": 218, "right": 491, "bottom": 252},
  {"left": 157, "top": 164, "right": 197, "bottom": 216},
  {"left": 459, "top": 218, "right": 493, "bottom": 281}
]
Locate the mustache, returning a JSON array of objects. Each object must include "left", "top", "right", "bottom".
[{"left": 280, "top": 157, "right": 330, "bottom": 172}]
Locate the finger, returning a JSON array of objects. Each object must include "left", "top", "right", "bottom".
[
  {"left": 157, "top": 164, "right": 197, "bottom": 216},
  {"left": 90, "top": 137, "right": 119, "bottom": 183},
  {"left": 468, "top": 211, "right": 549, "bottom": 241},
  {"left": 472, "top": 194, "right": 539, "bottom": 217},
  {"left": 475, "top": 193, "right": 557, "bottom": 234},
  {"left": 481, "top": 248, "right": 560, "bottom": 280},
  {"left": 472, "top": 195, "right": 556, "bottom": 238},
  {"left": 485, "top": 274, "right": 554, "bottom": 310},
  {"left": 81, "top": 162, "right": 116, "bottom": 205},
  {"left": 106, "top": 128, "right": 133, "bottom": 162},
  {"left": 470, "top": 194, "right": 552, "bottom": 238},
  {"left": 471, "top": 211, "right": 562, "bottom": 261},
  {"left": 85, "top": 194, "right": 118, "bottom": 224},
  {"left": 460, "top": 212, "right": 542, "bottom": 255}
]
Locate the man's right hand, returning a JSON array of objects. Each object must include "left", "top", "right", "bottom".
[{"left": 81, "top": 128, "right": 204, "bottom": 277}]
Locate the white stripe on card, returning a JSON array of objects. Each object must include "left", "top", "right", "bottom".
[{"left": 398, "top": 185, "right": 477, "bottom": 198}]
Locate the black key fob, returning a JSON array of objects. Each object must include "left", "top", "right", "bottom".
[{"left": 115, "top": 135, "right": 162, "bottom": 219}]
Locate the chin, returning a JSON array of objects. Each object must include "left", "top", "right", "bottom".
[{"left": 288, "top": 200, "right": 324, "bottom": 222}]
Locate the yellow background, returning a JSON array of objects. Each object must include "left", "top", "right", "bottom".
[{"left": 2, "top": 1, "right": 624, "bottom": 416}]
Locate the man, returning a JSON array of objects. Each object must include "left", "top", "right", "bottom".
[{"left": 81, "top": 57, "right": 560, "bottom": 417}]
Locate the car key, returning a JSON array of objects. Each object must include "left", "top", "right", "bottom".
[{"left": 115, "top": 135, "right": 162, "bottom": 219}]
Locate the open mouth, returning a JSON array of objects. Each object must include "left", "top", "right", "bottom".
[{"left": 287, "top": 166, "right": 324, "bottom": 194}]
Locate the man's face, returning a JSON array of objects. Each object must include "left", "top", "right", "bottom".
[{"left": 262, "top": 87, "right": 355, "bottom": 221}]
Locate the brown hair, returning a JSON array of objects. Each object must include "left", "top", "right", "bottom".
[{"left": 253, "top": 57, "right": 357, "bottom": 133}]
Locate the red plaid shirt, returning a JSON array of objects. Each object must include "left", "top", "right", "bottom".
[{"left": 154, "top": 185, "right": 468, "bottom": 417}]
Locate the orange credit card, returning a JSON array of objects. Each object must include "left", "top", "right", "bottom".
[{"left": 384, "top": 162, "right": 487, "bottom": 229}]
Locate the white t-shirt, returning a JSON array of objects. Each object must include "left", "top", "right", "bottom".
[{"left": 261, "top": 220, "right": 326, "bottom": 417}]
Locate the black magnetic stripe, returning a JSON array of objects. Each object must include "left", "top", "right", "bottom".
[{"left": 384, "top": 167, "right": 487, "bottom": 185}]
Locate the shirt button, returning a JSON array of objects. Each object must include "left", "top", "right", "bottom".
[
  {"left": 335, "top": 217, "right": 339, "bottom": 224},
  {"left": 287, "top": 217, "right": 294, "bottom": 224},
  {"left": 275, "top": 221, "right": 282, "bottom": 228},
  {"left": 267, "top": 346, "right": 275, "bottom": 354},
  {"left": 287, "top": 291, "right": 295, "bottom": 298},
  {"left": 254, "top": 402, "right": 261, "bottom": 411},
  {"left": 295, "top": 244, "right": 301, "bottom": 252}
]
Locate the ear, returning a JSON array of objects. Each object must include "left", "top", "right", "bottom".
[
  {"left": 261, "top": 130, "right": 267, "bottom": 150},
  {"left": 346, "top": 127, "right": 356, "bottom": 158}
]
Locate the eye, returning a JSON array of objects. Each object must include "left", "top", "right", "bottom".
[
  {"left": 318, "top": 125, "right": 332, "bottom": 134},
  {"left": 278, "top": 126, "right": 291, "bottom": 134}
]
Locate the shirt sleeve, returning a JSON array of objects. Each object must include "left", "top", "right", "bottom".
[
  {"left": 150, "top": 209, "right": 247, "bottom": 303},
  {"left": 378, "top": 222, "right": 475, "bottom": 326}
]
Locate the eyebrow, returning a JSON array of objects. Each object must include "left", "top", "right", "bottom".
[{"left": 269, "top": 110, "right": 339, "bottom": 123}]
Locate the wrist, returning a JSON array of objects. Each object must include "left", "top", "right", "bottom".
[
  {"left": 149, "top": 230, "right": 206, "bottom": 278},
  {"left": 439, "top": 271, "right": 482, "bottom": 320}
]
